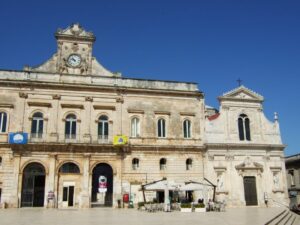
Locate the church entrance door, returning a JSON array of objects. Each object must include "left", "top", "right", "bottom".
[{"left": 243, "top": 176, "right": 258, "bottom": 206}]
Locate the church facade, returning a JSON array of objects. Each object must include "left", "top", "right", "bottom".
[{"left": 0, "top": 24, "right": 288, "bottom": 208}]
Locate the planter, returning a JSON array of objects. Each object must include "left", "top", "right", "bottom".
[
  {"left": 195, "top": 208, "right": 206, "bottom": 212},
  {"left": 181, "top": 208, "right": 192, "bottom": 212}
]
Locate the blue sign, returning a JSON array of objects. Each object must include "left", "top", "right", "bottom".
[{"left": 8, "top": 133, "right": 28, "bottom": 144}]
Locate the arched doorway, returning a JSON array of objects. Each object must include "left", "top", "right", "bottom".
[
  {"left": 91, "top": 163, "right": 113, "bottom": 207},
  {"left": 21, "top": 162, "right": 46, "bottom": 207}
]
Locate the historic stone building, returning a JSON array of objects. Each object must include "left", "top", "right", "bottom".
[{"left": 0, "top": 24, "right": 288, "bottom": 209}]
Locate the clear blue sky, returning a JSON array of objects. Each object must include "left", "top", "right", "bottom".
[{"left": 0, "top": 1, "right": 299, "bottom": 156}]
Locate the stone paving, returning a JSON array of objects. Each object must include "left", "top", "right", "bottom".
[{"left": 0, "top": 207, "right": 283, "bottom": 225}]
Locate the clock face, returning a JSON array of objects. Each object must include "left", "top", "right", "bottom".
[{"left": 67, "top": 54, "right": 81, "bottom": 67}]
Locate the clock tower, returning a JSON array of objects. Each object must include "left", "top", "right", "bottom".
[
  {"left": 26, "top": 23, "right": 118, "bottom": 77},
  {"left": 55, "top": 23, "right": 95, "bottom": 75}
]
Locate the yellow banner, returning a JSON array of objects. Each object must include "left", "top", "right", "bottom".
[{"left": 113, "top": 135, "right": 128, "bottom": 146}]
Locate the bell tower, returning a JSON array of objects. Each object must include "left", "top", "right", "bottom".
[{"left": 55, "top": 23, "right": 95, "bottom": 75}]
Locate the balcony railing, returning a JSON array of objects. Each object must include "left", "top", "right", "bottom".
[
  {"left": 98, "top": 135, "right": 109, "bottom": 144},
  {"left": 31, "top": 133, "right": 43, "bottom": 139}
]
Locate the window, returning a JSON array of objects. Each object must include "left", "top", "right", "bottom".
[
  {"left": 238, "top": 114, "right": 251, "bottom": 141},
  {"left": 160, "top": 158, "right": 167, "bottom": 170},
  {"left": 157, "top": 118, "right": 166, "bottom": 138},
  {"left": 65, "top": 114, "right": 77, "bottom": 139},
  {"left": 183, "top": 120, "right": 191, "bottom": 138},
  {"left": 186, "top": 158, "right": 192, "bottom": 170},
  {"left": 132, "top": 158, "right": 139, "bottom": 170},
  {"left": 0, "top": 112, "right": 7, "bottom": 133},
  {"left": 288, "top": 170, "right": 295, "bottom": 186},
  {"left": 131, "top": 117, "right": 140, "bottom": 137},
  {"left": 31, "top": 112, "right": 43, "bottom": 138},
  {"left": 98, "top": 115, "right": 109, "bottom": 140},
  {"left": 59, "top": 162, "right": 80, "bottom": 173},
  {"left": 0, "top": 157, "right": 2, "bottom": 166}
]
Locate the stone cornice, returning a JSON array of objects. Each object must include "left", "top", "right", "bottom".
[
  {"left": 0, "top": 103, "right": 14, "bottom": 108},
  {"left": 27, "top": 102, "right": 52, "bottom": 107},
  {"left": 205, "top": 143, "right": 286, "bottom": 150},
  {"left": 93, "top": 105, "right": 116, "bottom": 110}
]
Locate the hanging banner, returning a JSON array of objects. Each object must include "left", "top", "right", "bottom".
[
  {"left": 98, "top": 175, "right": 107, "bottom": 193},
  {"left": 113, "top": 135, "right": 128, "bottom": 146},
  {"left": 8, "top": 133, "right": 28, "bottom": 144}
]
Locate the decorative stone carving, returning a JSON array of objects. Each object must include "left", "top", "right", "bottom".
[
  {"left": 235, "top": 157, "right": 264, "bottom": 176},
  {"left": 19, "top": 92, "right": 28, "bottom": 98},
  {"left": 225, "top": 154, "right": 234, "bottom": 161},
  {"left": 85, "top": 96, "right": 93, "bottom": 102},
  {"left": 52, "top": 94, "right": 61, "bottom": 100},
  {"left": 207, "top": 154, "right": 214, "bottom": 161}
]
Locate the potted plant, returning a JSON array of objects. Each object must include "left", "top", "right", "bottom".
[
  {"left": 180, "top": 203, "right": 192, "bottom": 212},
  {"left": 194, "top": 203, "right": 206, "bottom": 212}
]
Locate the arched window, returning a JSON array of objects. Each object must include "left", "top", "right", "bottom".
[
  {"left": 132, "top": 158, "right": 139, "bottom": 170},
  {"left": 160, "top": 158, "right": 167, "bottom": 170},
  {"left": 238, "top": 114, "right": 251, "bottom": 141},
  {"left": 31, "top": 112, "right": 43, "bottom": 138},
  {"left": 183, "top": 120, "right": 191, "bottom": 138},
  {"left": 59, "top": 162, "right": 80, "bottom": 174},
  {"left": 186, "top": 158, "right": 192, "bottom": 170},
  {"left": 131, "top": 117, "right": 140, "bottom": 137},
  {"left": 0, "top": 112, "right": 7, "bottom": 133},
  {"left": 65, "top": 114, "right": 77, "bottom": 139},
  {"left": 157, "top": 118, "right": 166, "bottom": 138},
  {"left": 0, "top": 156, "right": 2, "bottom": 166},
  {"left": 98, "top": 115, "right": 109, "bottom": 141}
]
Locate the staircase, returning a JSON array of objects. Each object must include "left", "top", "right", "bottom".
[{"left": 265, "top": 209, "right": 300, "bottom": 225}]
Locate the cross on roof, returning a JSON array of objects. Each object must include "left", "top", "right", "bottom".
[{"left": 237, "top": 78, "right": 242, "bottom": 87}]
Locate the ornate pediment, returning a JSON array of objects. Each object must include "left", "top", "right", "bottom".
[
  {"left": 235, "top": 157, "right": 264, "bottom": 175},
  {"left": 219, "top": 85, "right": 264, "bottom": 102},
  {"left": 55, "top": 23, "right": 95, "bottom": 41}
]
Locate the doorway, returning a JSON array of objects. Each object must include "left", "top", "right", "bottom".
[
  {"left": 91, "top": 163, "right": 113, "bottom": 207},
  {"left": 243, "top": 176, "right": 258, "bottom": 206},
  {"left": 21, "top": 162, "right": 46, "bottom": 207},
  {"left": 63, "top": 185, "right": 74, "bottom": 207}
]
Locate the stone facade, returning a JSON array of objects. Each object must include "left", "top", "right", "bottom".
[
  {"left": 285, "top": 154, "right": 300, "bottom": 207},
  {"left": 0, "top": 24, "right": 288, "bottom": 209}
]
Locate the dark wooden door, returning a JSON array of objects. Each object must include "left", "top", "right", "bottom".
[{"left": 243, "top": 176, "right": 258, "bottom": 206}]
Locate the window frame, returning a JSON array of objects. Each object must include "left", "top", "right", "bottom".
[
  {"left": 159, "top": 158, "right": 167, "bottom": 170},
  {"left": 238, "top": 114, "right": 251, "bottom": 141},
  {"left": 157, "top": 118, "right": 166, "bottom": 138},
  {"left": 131, "top": 117, "right": 140, "bottom": 138},
  {"left": 31, "top": 112, "right": 44, "bottom": 138},
  {"left": 65, "top": 114, "right": 77, "bottom": 139},
  {"left": 132, "top": 158, "right": 139, "bottom": 170},
  {"left": 0, "top": 111, "right": 8, "bottom": 133},
  {"left": 183, "top": 119, "right": 192, "bottom": 139},
  {"left": 98, "top": 115, "right": 109, "bottom": 140}
]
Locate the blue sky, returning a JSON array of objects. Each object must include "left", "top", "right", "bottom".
[{"left": 0, "top": 1, "right": 299, "bottom": 155}]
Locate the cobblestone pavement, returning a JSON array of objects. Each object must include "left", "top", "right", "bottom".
[{"left": 0, "top": 207, "right": 283, "bottom": 225}]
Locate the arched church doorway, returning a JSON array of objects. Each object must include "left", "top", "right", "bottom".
[
  {"left": 21, "top": 162, "right": 46, "bottom": 207},
  {"left": 91, "top": 163, "right": 113, "bottom": 207}
]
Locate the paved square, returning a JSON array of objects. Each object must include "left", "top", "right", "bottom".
[{"left": 0, "top": 207, "right": 283, "bottom": 225}]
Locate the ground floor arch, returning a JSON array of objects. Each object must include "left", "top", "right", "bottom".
[
  {"left": 91, "top": 163, "right": 113, "bottom": 207},
  {"left": 21, "top": 162, "right": 46, "bottom": 207}
]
